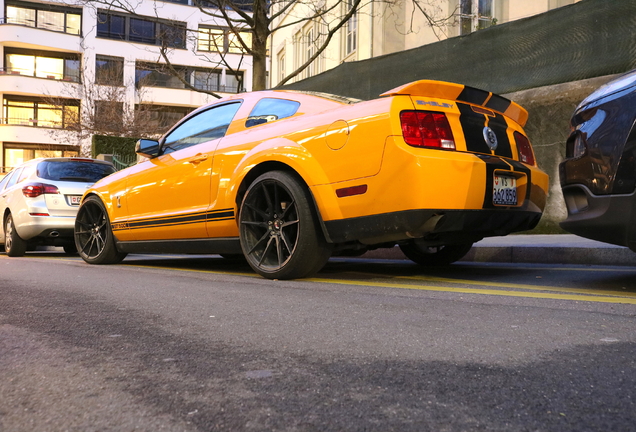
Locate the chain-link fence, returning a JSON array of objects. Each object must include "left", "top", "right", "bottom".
[{"left": 281, "top": 0, "right": 636, "bottom": 100}]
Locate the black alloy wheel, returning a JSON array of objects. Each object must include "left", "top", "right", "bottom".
[
  {"left": 4, "top": 214, "right": 27, "bottom": 257},
  {"left": 399, "top": 241, "right": 474, "bottom": 266},
  {"left": 74, "top": 196, "right": 127, "bottom": 264},
  {"left": 239, "top": 171, "right": 332, "bottom": 279}
]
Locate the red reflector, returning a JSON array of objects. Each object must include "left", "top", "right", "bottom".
[
  {"left": 22, "top": 183, "right": 60, "bottom": 198},
  {"left": 400, "top": 111, "right": 455, "bottom": 149},
  {"left": 336, "top": 185, "right": 368, "bottom": 198},
  {"left": 29, "top": 213, "right": 50, "bottom": 216},
  {"left": 514, "top": 132, "right": 535, "bottom": 165}
]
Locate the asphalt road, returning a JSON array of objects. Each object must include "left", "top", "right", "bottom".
[{"left": 1, "top": 252, "right": 635, "bottom": 432}]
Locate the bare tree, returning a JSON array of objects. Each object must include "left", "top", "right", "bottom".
[
  {"left": 76, "top": 0, "right": 459, "bottom": 93},
  {"left": 45, "top": 59, "right": 180, "bottom": 156}
]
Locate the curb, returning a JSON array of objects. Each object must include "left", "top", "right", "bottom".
[{"left": 361, "top": 235, "right": 636, "bottom": 266}]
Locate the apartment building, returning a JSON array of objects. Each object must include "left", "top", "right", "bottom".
[
  {"left": 270, "top": 0, "right": 580, "bottom": 87},
  {"left": 0, "top": 0, "right": 254, "bottom": 173}
]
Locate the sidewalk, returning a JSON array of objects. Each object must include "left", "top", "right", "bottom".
[{"left": 362, "top": 234, "right": 636, "bottom": 266}]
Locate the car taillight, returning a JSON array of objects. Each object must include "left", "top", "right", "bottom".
[
  {"left": 22, "top": 183, "right": 60, "bottom": 198},
  {"left": 400, "top": 111, "right": 455, "bottom": 150},
  {"left": 514, "top": 131, "right": 535, "bottom": 165}
]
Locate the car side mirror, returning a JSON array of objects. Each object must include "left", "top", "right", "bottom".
[{"left": 135, "top": 139, "right": 160, "bottom": 159}]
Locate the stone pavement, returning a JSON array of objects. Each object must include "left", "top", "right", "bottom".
[{"left": 362, "top": 234, "right": 636, "bottom": 266}]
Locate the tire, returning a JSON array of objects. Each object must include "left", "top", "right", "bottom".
[
  {"left": 74, "top": 196, "right": 127, "bottom": 264},
  {"left": 399, "top": 240, "right": 473, "bottom": 266},
  {"left": 239, "top": 171, "right": 332, "bottom": 279},
  {"left": 4, "top": 214, "right": 27, "bottom": 257}
]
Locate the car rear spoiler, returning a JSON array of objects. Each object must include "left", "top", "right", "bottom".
[{"left": 380, "top": 80, "right": 528, "bottom": 127}]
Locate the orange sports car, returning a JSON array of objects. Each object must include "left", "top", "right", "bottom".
[{"left": 75, "top": 80, "right": 549, "bottom": 279}]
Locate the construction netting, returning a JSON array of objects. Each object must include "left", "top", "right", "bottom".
[{"left": 280, "top": 0, "right": 636, "bottom": 100}]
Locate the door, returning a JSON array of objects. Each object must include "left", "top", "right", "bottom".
[{"left": 123, "top": 102, "right": 242, "bottom": 240}]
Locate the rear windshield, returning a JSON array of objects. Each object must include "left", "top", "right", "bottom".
[{"left": 37, "top": 161, "right": 115, "bottom": 183}]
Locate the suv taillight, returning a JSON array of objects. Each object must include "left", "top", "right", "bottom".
[
  {"left": 400, "top": 111, "right": 455, "bottom": 150},
  {"left": 514, "top": 132, "right": 535, "bottom": 165},
  {"left": 22, "top": 183, "right": 60, "bottom": 198}
]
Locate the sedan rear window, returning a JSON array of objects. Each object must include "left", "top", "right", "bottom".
[{"left": 37, "top": 161, "right": 116, "bottom": 183}]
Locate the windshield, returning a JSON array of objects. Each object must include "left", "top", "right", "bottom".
[{"left": 37, "top": 161, "right": 116, "bottom": 183}]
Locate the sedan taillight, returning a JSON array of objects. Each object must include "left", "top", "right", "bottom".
[
  {"left": 22, "top": 183, "right": 60, "bottom": 198},
  {"left": 400, "top": 111, "right": 455, "bottom": 150},
  {"left": 514, "top": 132, "right": 535, "bottom": 165}
]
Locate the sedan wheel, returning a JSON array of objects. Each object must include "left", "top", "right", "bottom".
[
  {"left": 239, "top": 171, "right": 332, "bottom": 279},
  {"left": 74, "top": 196, "right": 127, "bottom": 264},
  {"left": 399, "top": 241, "right": 474, "bottom": 266},
  {"left": 4, "top": 214, "right": 27, "bottom": 257}
]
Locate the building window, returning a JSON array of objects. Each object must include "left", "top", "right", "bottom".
[
  {"left": 344, "top": 0, "right": 357, "bottom": 56},
  {"left": 135, "top": 62, "right": 188, "bottom": 89},
  {"left": 94, "top": 101, "right": 123, "bottom": 132},
  {"left": 5, "top": 3, "right": 81, "bottom": 35},
  {"left": 305, "top": 27, "right": 315, "bottom": 78},
  {"left": 135, "top": 105, "right": 193, "bottom": 133},
  {"left": 2, "top": 144, "right": 78, "bottom": 173},
  {"left": 224, "top": 72, "right": 244, "bottom": 93},
  {"left": 459, "top": 0, "right": 494, "bottom": 35},
  {"left": 95, "top": 56, "right": 124, "bottom": 85},
  {"left": 198, "top": 26, "right": 251, "bottom": 54},
  {"left": 277, "top": 50, "right": 285, "bottom": 84},
  {"left": 4, "top": 50, "right": 81, "bottom": 82},
  {"left": 97, "top": 11, "right": 186, "bottom": 48},
  {"left": 193, "top": 69, "right": 221, "bottom": 92},
  {"left": 2, "top": 97, "right": 79, "bottom": 129}
]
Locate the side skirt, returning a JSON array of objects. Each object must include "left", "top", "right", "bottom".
[{"left": 115, "top": 237, "right": 242, "bottom": 255}]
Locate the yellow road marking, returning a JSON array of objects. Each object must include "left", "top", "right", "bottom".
[
  {"left": 396, "top": 275, "right": 636, "bottom": 298},
  {"left": 307, "top": 277, "right": 636, "bottom": 305}
]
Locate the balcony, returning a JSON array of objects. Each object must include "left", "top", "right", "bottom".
[{"left": 0, "top": 22, "right": 82, "bottom": 53}]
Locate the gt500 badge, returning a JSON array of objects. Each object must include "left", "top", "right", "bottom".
[{"left": 483, "top": 126, "right": 498, "bottom": 151}]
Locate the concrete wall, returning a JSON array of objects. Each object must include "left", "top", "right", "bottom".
[{"left": 504, "top": 74, "right": 619, "bottom": 233}]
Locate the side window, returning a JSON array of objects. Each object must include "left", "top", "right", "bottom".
[
  {"left": 0, "top": 172, "right": 13, "bottom": 192},
  {"left": 5, "top": 168, "right": 23, "bottom": 189},
  {"left": 246, "top": 98, "right": 301, "bottom": 128},
  {"left": 17, "top": 165, "right": 35, "bottom": 183},
  {"left": 162, "top": 102, "right": 241, "bottom": 154}
]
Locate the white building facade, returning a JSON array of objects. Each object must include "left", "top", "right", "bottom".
[
  {"left": 0, "top": 0, "right": 254, "bottom": 173},
  {"left": 270, "top": 0, "right": 580, "bottom": 88}
]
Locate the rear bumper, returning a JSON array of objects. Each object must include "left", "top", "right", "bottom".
[
  {"left": 16, "top": 215, "right": 76, "bottom": 241},
  {"left": 324, "top": 208, "right": 542, "bottom": 245},
  {"left": 560, "top": 184, "right": 636, "bottom": 250}
]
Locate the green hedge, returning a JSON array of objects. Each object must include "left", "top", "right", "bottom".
[{"left": 91, "top": 135, "right": 138, "bottom": 160}]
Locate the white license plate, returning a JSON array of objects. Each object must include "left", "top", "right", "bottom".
[
  {"left": 68, "top": 195, "right": 82, "bottom": 206},
  {"left": 493, "top": 175, "right": 517, "bottom": 205}
]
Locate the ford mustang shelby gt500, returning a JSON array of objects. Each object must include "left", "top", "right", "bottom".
[{"left": 75, "top": 80, "right": 549, "bottom": 279}]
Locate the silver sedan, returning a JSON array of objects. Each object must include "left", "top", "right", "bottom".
[{"left": 0, "top": 157, "right": 115, "bottom": 256}]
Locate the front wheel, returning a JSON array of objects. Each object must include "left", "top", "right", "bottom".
[
  {"left": 399, "top": 240, "right": 473, "bottom": 266},
  {"left": 4, "top": 214, "right": 27, "bottom": 257},
  {"left": 239, "top": 171, "right": 332, "bottom": 279},
  {"left": 74, "top": 196, "right": 127, "bottom": 264}
]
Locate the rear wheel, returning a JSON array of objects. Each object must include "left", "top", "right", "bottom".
[
  {"left": 74, "top": 196, "right": 127, "bottom": 264},
  {"left": 399, "top": 240, "right": 473, "bottom": 266},
  {"left": 4, "top": 214, "right": 27, "bottom": 257},
  {"left": 239, "top": 171, "right": 332, "bottom": 279}
]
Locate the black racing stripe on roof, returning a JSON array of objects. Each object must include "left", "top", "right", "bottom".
[
  {"left": 457, "top": 86, "right": 490, "bottom": 106},
  {"left": 488, "top": 113, "right": 513, "bottom": 159},
  {"left": 485, "top": 95, "right": 512, "bottom": 113}
]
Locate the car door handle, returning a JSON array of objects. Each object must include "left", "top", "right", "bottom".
[{"left": 188, "top": 154, "right": 209, "bottom": 164}]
